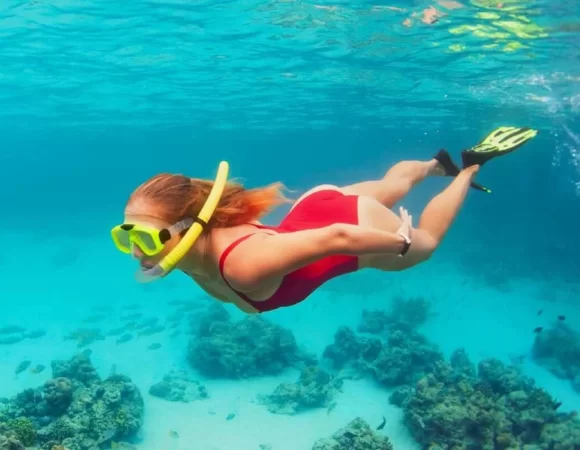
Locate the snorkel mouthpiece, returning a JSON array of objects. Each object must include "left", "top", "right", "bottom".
[{"left": 135, "top": 161, "right": 230, "bottom": 283}]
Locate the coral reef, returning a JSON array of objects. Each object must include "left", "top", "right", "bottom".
[
  {"left": 0, "top": 422, "right": 26, "bottom": 450},
  {"left": 311, "top": 417, "right": 393, "bottom": 450},
  {"left": 322, "top": 318, "right": 580, "bottom": 449},
  {"left": 371, "top": 329, "right": 443, "bottom": 387},
  {"left": 149, "top": 370, "right": 208, "bottom": 403},
  {"left": 323, "top": 326, "right": 443, "bottom": 387},
  {"left": 258, "top": 366, "right": 342, "bottom": 415},
  {"left": 191, "top": 303, "right": 231, "bottom": 337},
  {"left": 188, "top": 306, "right": 316, "bottom": 378},
  {"left": 43, "top": 378, "right": 73, "bottom": 416},
  {"left": 388, "top": 385, "right": 415, "bottom": 408},
  {"left": 323, "top": 327, "right": 382, "bottom": 371},
  {"left": 0, "top": 353, "right": 143, "bottom": 450},
  {"left": 403, "top": 350, "right": 580, "bottom": 449},
  {"left": 532, "top": 321, "right": 580, "bottom": 393},
  {"left": 358, "top": 296, "right": 432, "bottom": 335},
  {"left": 1, "top": 418, "right": 36, "bottom": 447}
]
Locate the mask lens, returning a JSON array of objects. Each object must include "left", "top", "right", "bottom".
[
  {"left": 133, "top": 230, "right": 160, "bottom": 255},
  {"left": 114, "top": 229, "right": 132, "bottom": 252}
]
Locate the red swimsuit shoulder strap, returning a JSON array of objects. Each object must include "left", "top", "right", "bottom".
[
  {"left": 218, "top": 224, "right": 283, "bottom": 310},
  {"left": 245, "top": 223, "right": 277, "bottom": 230},
  {"left": 218, "top": 234, "right": 254, "bottom": 277},
  {"left": 219, "top": 222, "right": 279, "bottom": 281},
  {"left": 218, "top": 223, "right": 276, "bottom": 273},
  {"left": 218, "top": 234, "right": 262, "bottom": 307}
]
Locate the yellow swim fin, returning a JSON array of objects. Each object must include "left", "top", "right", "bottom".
[{"left": 462, "top": 126, "right": 538, "bottom": 168}]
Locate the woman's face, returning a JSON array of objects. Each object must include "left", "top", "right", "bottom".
[{"left": 123, "top": 206, "right": 182, "bottom": 271}]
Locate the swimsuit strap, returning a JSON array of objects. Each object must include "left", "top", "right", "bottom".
[
  {"left": 218, "top": 223, "right": 283, "bottom": 308},
  {"left": 218, "top": 234, "right": 255, "bottom": 277},
  {"left": 218, "top": 234, "right": 262, "bottom": 306},
  {"left": 219, "top": 223, "right": 278, "bottom": 277},
  {"left": 245, "top": 222, "right": 276, "bottom": 230}
]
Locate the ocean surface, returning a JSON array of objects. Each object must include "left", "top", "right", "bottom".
[{"left": 0, "top": 1, "right": 579, "bottom": 449}]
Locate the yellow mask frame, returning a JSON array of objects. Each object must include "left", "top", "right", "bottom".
[
  {"left": 134, "top": 161, "right": 229, "bottom": 283},
  {"left": 111, "top": 220, "right": 193, "bottom": 257}
]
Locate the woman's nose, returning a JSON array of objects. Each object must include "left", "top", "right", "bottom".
[{"left": 131, "top": 244, "right": 144, "bottom": 259}]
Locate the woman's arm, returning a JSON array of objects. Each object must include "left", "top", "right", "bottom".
[
  {"left": 223, "top": 223, "right": 408, "bottom": 291},
  {"left": 334, "top": 223, "right": 410, "bottom": 256}
]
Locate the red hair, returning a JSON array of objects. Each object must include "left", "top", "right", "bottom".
[{"left": 127, "top": 173, "right": 290, "bottom": 228}]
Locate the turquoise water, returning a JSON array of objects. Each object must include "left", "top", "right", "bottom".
[{"left": 1, "top": 0, "right": 579, "bottom": 449}]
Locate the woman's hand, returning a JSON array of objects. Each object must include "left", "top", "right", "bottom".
[{"left": 396, "top": 207, "right": 413, "bottom": 241}]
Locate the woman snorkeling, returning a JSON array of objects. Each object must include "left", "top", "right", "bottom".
[{"left": 112, "top": 127, "right": 537, "bottom": 314}]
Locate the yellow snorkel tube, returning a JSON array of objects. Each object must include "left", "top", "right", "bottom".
[{"left": 136, "top": 161, "right": 230, "bottom": 283}]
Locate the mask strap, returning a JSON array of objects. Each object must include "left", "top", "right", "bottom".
[{"left": 167, "top": 217, "right": 195, "bottom": 236}]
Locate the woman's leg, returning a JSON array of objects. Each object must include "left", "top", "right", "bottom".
[
  {"left": 418, "top": 165, "right": 479, "bottom": 243},
  {"left": 395, "top": 165, "right": 480, "bottom": 267},
  {"left": 341, "top": 159, "right": 441, "bottom": 208},
  {"left": 358, "top": 165, "right": 480, "bottom": 270}
]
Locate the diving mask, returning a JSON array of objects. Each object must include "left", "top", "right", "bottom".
[{"left": 111, "top": 219, "right": 194, "bottom": 257}]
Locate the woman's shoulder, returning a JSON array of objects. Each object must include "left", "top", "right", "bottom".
[
  {"left": 209, "top": 224, "right": 275, "bottom": 257},
  {"left": 208, "top": 226, "right": 277, "bottom": 291}
]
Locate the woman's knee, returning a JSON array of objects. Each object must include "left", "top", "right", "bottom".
[
  {"left": 412, "top": 229, "right": 439, "bottom": 261},
  {"left": 384, "top": 160, "right": 421, "bottom": 179}
]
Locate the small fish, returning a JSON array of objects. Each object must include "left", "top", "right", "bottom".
[
  {"left": 15, "top": 360, "right": 31, "bottom": 375},
  {"left": 79, "top": 394, "right": 93, "bottom": 403},
  {"left": 537, "top": 309, "right": 543, "bottom": 316},
  {"left": 30, "top": 364, "right": 46, "bottom": 374},
  {"left": 139, "top": 318, "right": 159, "bottom": 328},
  {"left": 167, "top": 312, "right": 182, "bottom": 321},
  {"left": 80, "top": 348, "right": 93, "bottom": 357},
  {"left": 0, "top": 325, "right": 26, "bottom": 335},
  {"left": 376, "top": 416, "right": 386, "bottom": 430},
  {"left": 138, "top": 325, "right": 166, "bottom": 337},
  {"left": 170, "top": 330, "right": 181, "bottom": 338},
  {"left": 554, "top": 401, "right": 562, "bottom": 410},
  {"left": 121, "top": 303, "right": 141, "bottom": 310},
  {"left": 24, "top": 330, "right": 46, "bottom": 339},
  {"left": 534, "top": 327, "right": 543, "bottom": 334},
  {"left": 343, "top": 431, "right": 356, "bottom": 439},
  {"left": 558, "top": 315, "right": 566, "bottom": 321},
  {"left": 107, "top": 327, "right": 127, "bottom": 337},
  {"left": 168, "top": 430, "right": 179, "bottom": 439},
  {"left": 0, "top": 335, "right": 24, "bottom": 345},
  {"left": 178, "top": 302, "right": 202, "bottom": 312},
  {"left": 91, "top": 305, "right": 114, "bottom": 313},
  {"left": 121, "top": 313, "right": 143, "bottom": 321},
  {"left": 226, "top": 413, "right": 236, "bottom": 421},
  {"left": 98, "top": 428, "right": 116, "bottom": 444},
  {"left": 82, "top": 314, "right": 107, "bottom": 323},
  {"left": 148, "top": 343, "right": 162, "bottom": 350},
  {"left": 116, "top": 334, "right": 133, "bottom": 344},
  {"left": 508, "top": 354, "right": 526, "bottom": 366}
]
